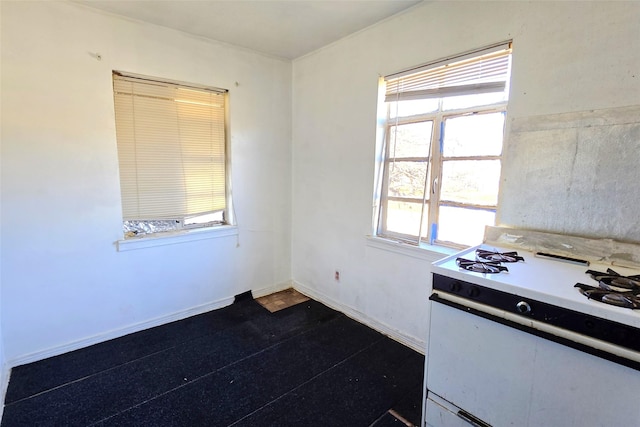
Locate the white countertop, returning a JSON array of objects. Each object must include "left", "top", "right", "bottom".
[{"left": 432, "top": 244, "right": 640, "bottom": 329}]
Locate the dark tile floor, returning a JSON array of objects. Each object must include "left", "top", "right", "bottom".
[{"left": 1, "top": 293, "right": 424, "bottom": 426}]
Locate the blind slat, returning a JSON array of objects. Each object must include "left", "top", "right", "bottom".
[
  {"left": 113, "top": 74, "right": 227, "bottom": 221},
  {"left": 385, "top": 43, "right": 512, "bottom": 102}
]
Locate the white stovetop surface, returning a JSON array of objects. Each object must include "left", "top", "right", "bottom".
[{"left": 432, "top": 244, "right": 640, "bottom": 329}]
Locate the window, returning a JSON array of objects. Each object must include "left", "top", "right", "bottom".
[
  {"left": 375, "top": 42, "right": 512, "bottom": 248},
  {"left": 112, "top": 72, "right": 230, "bottom": 238}
]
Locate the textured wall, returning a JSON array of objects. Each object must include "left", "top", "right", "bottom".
[{"left": 500, "top": 106, "right": 640, "bottom": 242}]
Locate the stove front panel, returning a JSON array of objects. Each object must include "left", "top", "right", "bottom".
[
  {"left": 433, "top": 274, "right": 640, "bottom": 357},
  {"left": 426, "top": 301, "right": 640, "bottom": 426}
]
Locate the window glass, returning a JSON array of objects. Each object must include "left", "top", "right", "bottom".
[
  {"left": 185, "top": 211, "right": 224, "bottom": 225},
  {"left": 442, "top": 113, "right": 505, "bottom": 157},
  {"left": 388, "top": 121, "right": 433, "bottom": 158},
  {"left": 388, "top": 161, "right": 429, "bottom": 199},
  {"left": 385, "top": 201, "right": 426, "bottom": 236},
  {"left": 440, "top": 160, "right": 501, "bottom": 205}
]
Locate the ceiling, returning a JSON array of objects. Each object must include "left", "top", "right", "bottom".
[{"left": 75, "top": 0, "right": 423, "bottom": 60}]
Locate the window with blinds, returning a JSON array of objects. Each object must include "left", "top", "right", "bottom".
[
  {"left": 112, "top": 72, "right": 229, "bottom": 237},
  {"left": 375, "top": 42, "right": 512, "bottom": 248},
  {"left": 384, "top": 42, "right": 511, "bottom": 102}
]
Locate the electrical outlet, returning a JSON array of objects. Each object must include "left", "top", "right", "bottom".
[{"left": 335, "top": 271, "right": 340, "bottom": 281}]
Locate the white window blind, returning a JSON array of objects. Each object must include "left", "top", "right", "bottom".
[
  {"left": 113, "top": 73, "right": 228, "bottom": 221},
  {"left": 384, "top": 42, "right": 512, "bottom": 102}
]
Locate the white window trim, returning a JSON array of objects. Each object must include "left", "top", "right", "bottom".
[
  {"left": 116, "top": 224, "right": 238, "bottom": 252},
  {"left": 374, "top": 41, "right": 512, "bottom": 248},
  {"left": 365, "top": 235, "right": 457, "bottom": 262},
  {"left": 376, "top": 102, "right": 507, "bottom": 247},
  {"left": 112, "top": 71, "right": 233, "bottom": 239}
]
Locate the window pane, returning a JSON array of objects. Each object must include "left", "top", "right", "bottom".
[
  {"left": 442, "top": 91, "right": 507, "bottom": 111},
  {"left": 440, "top": 160, "right": 501, "bottom": 205},
  {"left": 389, "top": 99, "right": 439, "bottom": 118},
  {"left": 389, "top": 121, "right": 433, "bottom": 158},
  {"left": 388, "top": 161, "right": 429, "bottom": 199},
  {"left": 185, "top": 211, "right": 224, "bottom": 225},
  {"left": 385, "top": 201, "right": 425, "bottom": 237},
  {"left": 438, "top": 206, "right": 495, "bottom": 246},
  {"left": 442, "top": 113, "right": 505, "bottom": 157}
]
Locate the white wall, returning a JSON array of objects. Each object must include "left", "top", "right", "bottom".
[
  {"left": 291, "top": 1, "right": 640, "bottom": 349},
  {"left": 2, "top": 0, "right": 639, "bottom": 370},
  {"left": 0, "top": 1, "right": 292, "bottom": 363}
]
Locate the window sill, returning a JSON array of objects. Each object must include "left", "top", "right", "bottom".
[
  {"left": 117, "top": 225, "right": 238, "bottom": 252},
  {"left": 365, "top": 235, "right": 459, "bottom": 262}
]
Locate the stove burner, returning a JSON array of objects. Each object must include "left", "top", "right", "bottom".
[
  {"left": 475, "top": 249, "right": 524, "bottom": 263},
  {"left": 575, "top": 268, "right": 640, "bottom": 309},
  {"left": 574, "top": 283, "right": 640, "bottom": 309},
  {"left": 456, "top": 258, "right": 509, "bottom": 274},
  {"left": 586, "top": 269, "right": 640, "bottom": 292}
]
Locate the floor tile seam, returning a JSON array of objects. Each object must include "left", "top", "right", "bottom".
[
  {"left": 4, "top": 302, "right": 330, "bottom": 405},
  {"left": 86, "top": 314, "right": 348, "bottom": 426},
  {"left": 225, "top": 335, "right": 386, "bottom": 427},
  {"left": 3, "top": 334, "right": 214, "bottom": 407},
  {"left": 4, "top": 314, "right": 280, "bottom": 406}
]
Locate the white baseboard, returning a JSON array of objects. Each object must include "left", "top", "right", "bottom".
[
  {"left": 7, "top": 296, "right": 236, "bottom": 368},
  {"left": 6, "top": 282, "right": 293, "bottom": 369},
  {"left": 3, "top": 279, "right": 423, "bottom": 396},
  {"left": 252, "top": 280, "right": 294, "bottom": 298},
  {"left": 292, "top": 281, "right": 426, "bottom": 355}
]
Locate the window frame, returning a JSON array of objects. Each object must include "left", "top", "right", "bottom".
[
  {"left": 374, "top": 43, "right": 512, "bottom": 249},
  {"left": 377, "top": 100, "right": 507, "bottom": 248},
  {"left": 112, "top": 71, "right": 234, "bottom": 239}
]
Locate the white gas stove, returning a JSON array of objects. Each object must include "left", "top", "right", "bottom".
[
  {"left": 433, "top": 244, "right": 640, "bottom": 326},
  {"left": 423, "top": 244, "right": 640, "bottom": 427}
]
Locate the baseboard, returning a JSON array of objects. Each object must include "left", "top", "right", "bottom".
[
  {"left": 252, "top": 280, "right": 294, "bottom": 299},
  {"left": 7, "top": 296, "right": 235, "bottom": 368},
  {"left": 5, "top": 279, "right": 423, "bottom": 374},
  {"left": 292, "top": 281, "right": 426, "bottom": 355}
]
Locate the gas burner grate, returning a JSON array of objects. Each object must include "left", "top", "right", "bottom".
[
  {"left": 586, "top": 269, "right": 640, "bottom": 292},
  {"left": 475, "top": 249, "right": 524, "bottom": 263},
  {"left": 575, "top": 268, "right": 640, "bottom": 309},
  {"left": 574, "top": 283, "right": 640, "bottom": 309},
  {"left": 456, "top": 258, "right": 509, "bottom": 274}
]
